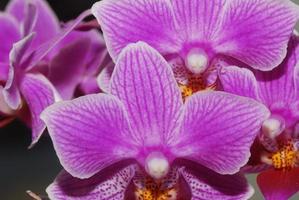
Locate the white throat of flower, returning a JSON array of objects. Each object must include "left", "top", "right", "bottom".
[
  {"left": 185, "top": 49, "right": 209, "bottom": 74},
  {"left": 262, "top": 117, "right": 284, "bottom": 139},
  {"left": 145, "top": 152, "right": 169, "bottom": 180}
]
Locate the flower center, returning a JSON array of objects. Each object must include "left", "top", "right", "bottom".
[
  {"left": 271, "top": 141, "right": 298, "bottom": 170},
  {"left": 179, "top": 76, "right": 216, "bottom": 100},
  {"left": 185, "top": 49, "right": 209, "bottom": 74},
  {"left": 145, "top": 152, "right": 170, "bottom": 180},
  {"left": 134, "top": 171, "right": 178, "bottom": 200},
  {"left": 262, "top": 118, "right": 284, "bottom": 139},
  {"left": 135, "top": 185, "right": 177, "bottom": 200}
]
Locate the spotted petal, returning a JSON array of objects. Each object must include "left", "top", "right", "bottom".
[
  {"left": 47, "top": 164, "right": 136, "bottom": 200},
  {"left": 91, "top": 0, "right": 180, "bottom": 61},
  {"left": 180, "top": 162, "right": 254, "bottom": 200},
  {"left": 110, "top": 42, "right": 183, "bottom": 150},
  {"left": 173, "top": 91, "right": 270, "bottom": 174},
  {"left": 41, "top": 94, "right": 138, "bottom": 179}
]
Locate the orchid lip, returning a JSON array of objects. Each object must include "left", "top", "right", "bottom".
[
  {"left": 185, "top": 48, "right": 209, "bottom": 75},
  {"left": 145, "top": 152, "right": 170, "bottom": 180}
]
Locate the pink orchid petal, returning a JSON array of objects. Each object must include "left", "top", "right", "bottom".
[
  {"left": 0, "top": 13, "right": 20, "bottom": 63},
  {"left": 47, "top": 164, "right": 136, "bottom": 200},
  {"left": 110, "top": 42, "right": 183, "bottom": 148},
  {"left": 0, "top": 87, "right": 13, "bottom": 115},
  {"left": 24, "top": 9, "right": 91, "bottom": 70},
  {"left": 172, "top": 0, "right": 226, "bottom": 42},
  {"left": 19, "top": 73, "right": 56, "bottom": 146},
  {"left": 91, "top": 0, "right": 181, "bottom": 61},
  {"left": 2, "top": 67, "right": 21, "bottom": 110},
  {"left": 257, "top": 168, "right": 299, "bottom": 200},
  {"left": 219, "top": 66, "right": 260, "bottom": 100},
  {"left": 180, "top": 161, "right": 254, "bottom": 200},
  {"left": 97, "top": 64, "right": 114, "bottom": 93},
  {"left": 0, "top": 62, "right": 9, "bottom": 83},
  {"left": 6, "top": 0, "right": 60, "bottom": 50},
  {"left": 41, "top": 94, "right": 138, "bottom": 179},
  {"left": 217, "top": 0, "right": 299, "bottom": 70},
  {"left": 78, "top": 76, "right": 101, "bottom": 95},
  {"left": 220, "top": 36, "right": 299, "bottom": 127},
  {"left": 3, "top": 33, "right": 35, "bottom": 110},
  {"left": 22, "top": 1, "right": 38, "bottom": 37},
  {"left": 48, "top": 37, "right": 91, "bottom": 100},
  {"left": 173, "top": 91, "right": 270, "bottom": 174},
  {"left": 254, "top": 36, "right": 299, "bottom": 106}
]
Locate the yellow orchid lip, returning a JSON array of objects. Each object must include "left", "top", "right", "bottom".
[
  {"left": 271, "top": 141, "right": 299, "bottom": 170},
  {"left": 135, "top": 176, "right": 178, "bottom": 200},
  {"left": 179, "top": 78, "right": 217, "bottom": 100}
]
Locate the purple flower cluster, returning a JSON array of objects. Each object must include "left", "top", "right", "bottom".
[{"left": 1, "top": 0, "right": 299, "bottom": 199}]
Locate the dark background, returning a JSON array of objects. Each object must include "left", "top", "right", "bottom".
[{"left": 0, "top": 0, "right": 98, "bottom": 199}]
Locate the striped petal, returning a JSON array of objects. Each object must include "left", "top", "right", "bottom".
[
  {"left": 92, "top": 0, "right": 180, "bottom": 61},
  {"left": 110, "top": 42, "right": 183, "bottom": 149},
  {"left": 173, "top": 91, "right": 270, "bottom": 174}
]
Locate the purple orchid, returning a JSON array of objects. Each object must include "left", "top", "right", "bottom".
[
  {"left": 92, "top": 0, "right": 299, "bottom": 97},
  {"left": 41, "top": 42, "right": 269, "bottom": 199},
  {"left": 219, "top": 35, "right": 299, "bottom": 200},
  {"left": 0, "top": 0, "right": 106, "bottom": 145}
]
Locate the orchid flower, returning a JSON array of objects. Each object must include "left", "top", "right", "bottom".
[
  {"left": 219, "top": 35, "right": 299, "bottom": 200},
  {"left": 0, "top": 0, "right": 105, "bottom": 145},
  {"left": 41, "top": 42, "right": 269, "bottom": 200},
  {"left": 92, "top": 0, "right": 299, "bottom": 98}
]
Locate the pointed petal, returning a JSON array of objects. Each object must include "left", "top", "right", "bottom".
[
  {"left": 257, "top": 168, "right": 299, "bottom": 200},
  {"left": 110, "top": 42, "right": 183, "bottom": 146},
  {"left": 91, "top": 0, "right": 180, "bottom": 61},
  {"left": 22, "top": 1, "right": 38, "bottom": 37},
  {"left": 41, "top": 94, "right": 138, "bottom": 179},
  {"left": 0, "top": 88, "right": 13, "bottom": 115},
  {"left": 23, "top": 10, "right": 91, "bottom": 70},
  {"left": 217, "top": 0, "right": 299, "bottom": 70},
  {"left": 48, "top": 37, "right": 91, "bottom": 100},
  {"left": 174, "top": 91, "right": 270, "bottom": 174},
  {"left": 171, "top": 0, "right": 226, "bottom": 41},
  {"left": 97, "top": 64, "right": 114, "bottom": 93},
  {"left": 6, "top": 0, "right": 59, "bottom": 49},
  {"left": 2, "top": 33, "right": 35, "bottom": 110},
  {"left": 0, "top": 13, "right": 20, "bottom": 63},
  {"left": 50, "top": 28, "right": 106, "bottom": 74},
  {"left": 20, "top": 73, "right": 56, "bottom": 146},
  {"left": 2, "top": 66, "right": 21, "bottom": 110},
  {"left": 219, "top": 66, "right": 260, "bottom": 100},
  {"left": 254, "top": 36, "right": 299, "bottom": 106},
  {"left": 47, "top": 164, "right": 136, "bottom": 200},
  {"left": 180, "top": 162, "right": 254, "bottom": 200}
]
